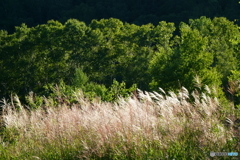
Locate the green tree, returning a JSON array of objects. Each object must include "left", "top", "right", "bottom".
[
  {"left": 149, "top": 20, "right": 222, "bottom": 92},
  {"left": 189, "top": 17, "right": 240, "bottom": 84}
]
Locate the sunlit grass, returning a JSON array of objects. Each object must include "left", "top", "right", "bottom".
[{"left": 0, "top": 87, "right": 239, "bottom": 159}]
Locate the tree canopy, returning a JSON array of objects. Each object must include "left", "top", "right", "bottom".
[{"left": 1, "top": 17, "right": 240, "bottom": 104}]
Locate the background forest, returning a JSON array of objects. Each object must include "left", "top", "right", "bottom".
[
  {"left": 1, "top": 0, "right": 240, "bottom": 33},
  {"left": 1, "top": 0, "right": 240, "bottom": 104},
  {"left": 1, "top": 17, "right": 240, "bottom": 106}
]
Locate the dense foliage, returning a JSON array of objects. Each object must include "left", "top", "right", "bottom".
[{"left": 1, "top": 17, "right": 240, "bottom": 106}]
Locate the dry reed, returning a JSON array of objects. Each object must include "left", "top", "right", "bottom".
[{"left": 0, "top": 87, "right": 234, "bottom": 158}]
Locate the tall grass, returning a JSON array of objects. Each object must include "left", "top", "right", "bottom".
[{"left": 0, "top": 87, "right": 239, "bottom": 159}]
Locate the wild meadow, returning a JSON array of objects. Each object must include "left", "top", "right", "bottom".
[
  {"left": 1, "top": 16, "right": 240, "bottom": 159},
  {"left": 0, "top": 85, "right": 239, "bottom": 159}
]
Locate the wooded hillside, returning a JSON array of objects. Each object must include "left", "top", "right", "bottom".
[
  {"left": 1, "top": 17, "right": 240, "bottom": 106},
  {"left": 1, "top": 0, "right": 240, "bottom": 33}
]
